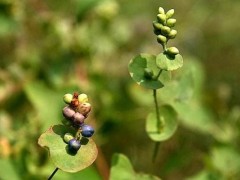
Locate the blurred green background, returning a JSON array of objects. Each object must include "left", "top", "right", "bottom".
[{"left": 0, "top": 0, "right": 240, "bottom": 179}]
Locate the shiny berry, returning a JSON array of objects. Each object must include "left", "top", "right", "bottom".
[
  {"left": 63, "top": 94, "right": 73, "bottom": 104},
  {"left": 81, "top": 125, "right": 94, "bottom": 138},
  {"left": 68, "top": 139, "right": 81, "bottom": 152},
  {"left": 72, "top": 112, "right": 85, "bottom": 127},
  {"left": 78, "top": 93, "right": 88, "bottom": 103},
  {"left": 62, "top": 106, "right": 75, "bottom": 120}
]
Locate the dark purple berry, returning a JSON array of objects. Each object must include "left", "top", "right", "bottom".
[
  {"left": 68, "top": 139, "right": 81, "bottom": 152},
  {"left": 72, "top": 112, "right": 85, "bottom": 127},
  {"left": 81, "top": 125, "right": 94, "bottom": 138},
  {"left": 62, "top": 106, "right": 75, "bottom": 120}
]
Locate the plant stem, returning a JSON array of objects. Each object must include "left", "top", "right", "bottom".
[
  {"left": 75, "top": 128, "right": 82, "bottom": 140},
  {"left": 153, "top": 89, "right": 161, "bottom": 132},
  {"left": 152, "top": 142, "right": 161, "bottom": 163},
  {"left": 48, "top": 167, "right": 59, "bottom": 180}
]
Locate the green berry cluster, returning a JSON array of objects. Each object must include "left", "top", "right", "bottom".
[
  {"left": 153, "top": 7, "right": 179, "bottom": 57},
  {"left": 62, "top": 92, "right": 95, "bottom": 153}
]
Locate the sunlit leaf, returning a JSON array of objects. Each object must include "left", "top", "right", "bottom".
[
  {"left": 146, "top": 105, "right": 178, "bottom": 142},
  {"left": 38, "top": 125, "right": 98, "bottom": 173},
  {"left": 156, "top": 53, "right": 183, "bottom": 71},
  {"left": 110, "top": 153, "right": 161, "bottom": 180},
  {"left": 128, "top": 53, "right": 171, "bottom": 89}
]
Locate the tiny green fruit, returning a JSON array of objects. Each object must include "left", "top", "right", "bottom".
[
  {"left": 63, "top": 94, "right": 73, "bottom": 104},
  {"left": 166, "top": 18, "right": 176, "bottom": 27},
  {"left": 166, "top": 9, "right": 174, "bottom": 19},
  {"left": 161, "top": 26, "right": 171, "bottom": 36},
  {"left": 78, "top": 93, "right": 88, "bottom": 103},
  {"left": 157, "top": 14, "right": 166, "bottom": 24},
  {"left": 64, "top": 133, "right": 74, "bottom": 144},
  {"left": 157, "top": 35, "right": 167, "bottom": 44},
  {"left": 166, "top": 47, "right": 179, "bottom": 56},
  {"left": 158, "top": 7, "right": 165, "bottom": 14},
  {"left": 144, "top": 68, "right": 154, "bottom": 79},
  {"left": 168, "top": 29, "right": 177, "bottom": 39},
  {"left": 153, "top": 21, "right": 163, "bottom": 30}
]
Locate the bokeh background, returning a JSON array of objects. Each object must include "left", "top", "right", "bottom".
[{"left": 0, "top": 0, "right": 240, "bottom": 179}]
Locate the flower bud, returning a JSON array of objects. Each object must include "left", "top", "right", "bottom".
[
  {"left": 166, "top": 18, "right": 176, "bottom": 27},
  {"left": 161, "top": 26, "right": 171, "bottom": 36},
  {"left": 63, "top": 133, "right": 74, "bottom": 144},
  {"left": 144, "top": 68, "right": 154, "bottom": 79},
  {"left": 153, "top": 21, "right": 163, "bottom": 30},
  {"left": 78, "top": 103, "right": 91, "bottom": 116},
  {"left": 78, "top": 93, "right": 88, "bottom": 103},
  {"left": 166, "top": 47, "right": 179, "bottom": 56},
  {"left": 157, "top": 14, "right": 166, "bottom": 24},
  {"left": 158, "top": 7, "right": 165, "bottom": 14},
  {"left": 62, "top": 106, "right": 75, "bottom": 120},
  {"left": 63, "top": 94, "right": 73, "bottom": 104},
  {"left": 168, "top": 29, "right": 177, "bottom": 39},
  {"left": 72, "top": 112, "right": 85, "bottom": 126},
  {"left": 157, "top": 35, "right": 167, "bottom": 44},
  {"left": 166, "top": 9, "right": 174, "bottom": 19}
]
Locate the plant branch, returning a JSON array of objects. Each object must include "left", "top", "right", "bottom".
[
  {"left": 152, "top": 142, "right": 161, "bottom": 163},
  {"left": 153, "top": 89, "right": 161, "bottom": 132},
  {"left": 48, "top": 167, "right": 59, "bottom": 180}
]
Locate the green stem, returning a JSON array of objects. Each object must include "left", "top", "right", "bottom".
[
  {"left": 48, "top": 167, "right": 59, "bottom": 180},
  {"left": 152, "top": 142, "right": 161, "bottom": 163},
  {"left": 75, "top": 128, "right": 82, "bottom": 141},
  {"left": 162, "top": 43, "right": 167, "bottom": 52},
  {"left": 153, "top": 89, "right": 161, "bottom": 132}
]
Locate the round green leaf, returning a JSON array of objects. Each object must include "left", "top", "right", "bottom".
[
  {"left": 38, "top": 125, "right": 98, "bottom": 173},
  {"left": 146, "top": 105, "right": 178, "bottom": 141},
  {"left": 128, "top": 53, "right": 171, "bottom": 89},
  {"left": 156, "top": 52, "right": 183, "bottom": 71}
]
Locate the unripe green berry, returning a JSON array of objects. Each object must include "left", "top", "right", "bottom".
[
  {"left": 63, "top": 133, "right": 74, "bottom": 144},
  {"left": 166, "top": 9, "right": 174, "bottom": 19},
  {"left": 158, "top": 7, "right": 165, "bottom": 14},
  {"left": 63, "top": 94, "right": 73, "bottom": 104},
  {"left": 144, "top": 68, "right": 154, "bottom": 79},
  {"left": 161, "top": 26, "right": 171, "bottom": 36},
  {"left": 168, "top": 29, "right": 177, "bottom": 39},
  {"left": 157, "top": 14, "right": 166, "bottom": 24},
  {"left": 166, "top": 47, "right": 179, "bottom": 56},
  {"left": 153, "top": 21, "right": 163, "bottom": 30},
  {"left": 157, "top": 35, "right": 167, "bottom": 44},
  {"left": 78, "top": 93, "right": 88, "bottom": 103},
  {"left": 166, "top": 18, "right": 176, "bottom": 27}
]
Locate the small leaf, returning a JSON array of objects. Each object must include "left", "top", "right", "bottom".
[
  {"left": 128, "top": 53, "right": 171, "bottom": 89},
  {"left": 38, "top": 125, "right": 98, "bottom": 173},
  {"left": 156, "top": 52, "right": 183, "bottom": 71},
  {"left": 146, "top": 105, "right": 178, "bottom": 141},
  {"left": 110, "top": 153, "right": 161, "bottom": 180}
]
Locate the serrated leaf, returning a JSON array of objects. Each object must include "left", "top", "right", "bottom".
[
  {"left": 110, "top": 153, "right": 161, "bottom": 180},
  {"left": 146, "top": 105, "right": 178, "bottom": 141},
  {"left": 38, "top": 125, "right": 98, "bottom": 173},
  {"left": 128, "top": 53, "right": 171, "bottom": 89},
  {"left": 156, "top": 53, "right": 183, "bottom": 71}
]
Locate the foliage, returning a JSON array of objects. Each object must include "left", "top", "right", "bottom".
[{"left": 0, "top": 0, "right": 240, "bottom": 179}]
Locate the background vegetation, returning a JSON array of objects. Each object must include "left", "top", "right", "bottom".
[{"left": 0, "top": 0, "right": 240, "bottom": 179}]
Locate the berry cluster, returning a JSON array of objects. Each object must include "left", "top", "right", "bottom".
[
  {"left": 153, "top": 7, "right": 179, "bottom": 57},
  {"left": 62, "top": 92, "right": 95, "bottom": 153}
]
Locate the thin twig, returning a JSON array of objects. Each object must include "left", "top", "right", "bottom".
[
  {"left": 152, "top": 142, "right": 161, "bottom": 163},
  {"left": 48, "top": 167, "right": 59, "bottom": 180}
]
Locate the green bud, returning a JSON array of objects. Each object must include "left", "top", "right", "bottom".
[
  {"left": 166, "top": 18, "right": 176, "bottom": 27},
  {"left": 157, "top": 35, "right": 167, "bottom": 44},
  {"left": 78, "top": 93, "right": 88, "bottom": 103},
  {"left": 153, "top": 21, "right": 163, "bottom": 30},
  {"left": 63, "top": 133, "right": 74, "bottom": 144},
  {"left": 167, "top": 47, "right": 179, "bottom": 56},
  {"left": 166, "top": 9, "right": 174, "bottom": 19},
  {"left": 158, "top": 7, "right": 165, "bottom": 14},
  {"left": 157, "top": 14, "right": 166, "bottom": 24},
  {"left": 63, "top": 93, "right": 73, "bottom": 104},
  {"left": 168, "top": 29, "right": 177, "bottom": 39},
  {"left": 144, "top": 68, "right": 154, "bottom": 79},
  {"left": 161, "top": 26, "right": 171, "bottom": 36}
]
